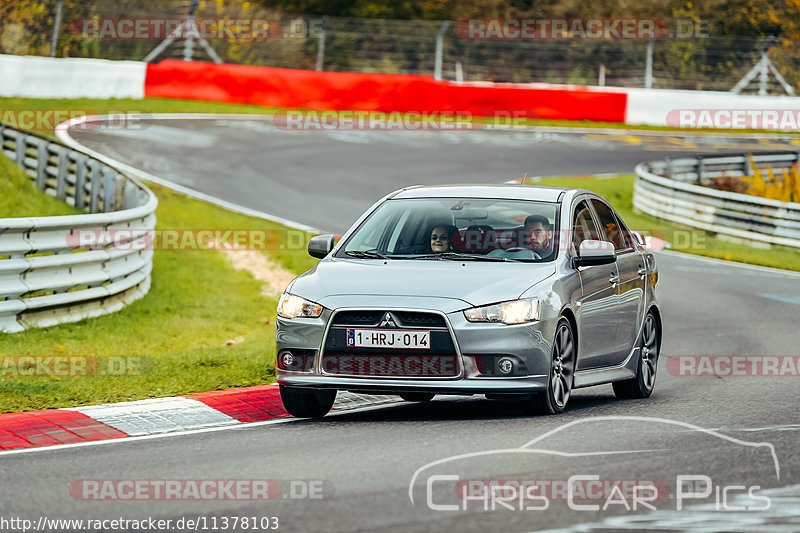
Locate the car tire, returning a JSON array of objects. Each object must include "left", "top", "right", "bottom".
[
  {"left": 399, "top": 393, "right": 435, "bottom": 402},
  {"left": 279, "top": 385, "right": 336, "bottom": 418},
  {"left": 613, "top": 311, "right": 660, "bottom": 400},
  {"left": 522, "top": 317, "right": 575, "bottom": 415}
]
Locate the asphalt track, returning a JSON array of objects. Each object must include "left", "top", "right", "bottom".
[{"left": 2, "top": 118, "right": 799, "bottom": 532}]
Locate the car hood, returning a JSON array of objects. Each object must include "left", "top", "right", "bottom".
[{"left": 288, "top": 258, "right": 556, "bottom": 309}]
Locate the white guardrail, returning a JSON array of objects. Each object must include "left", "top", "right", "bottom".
[
  {"left": 634, "top": 151, "right": 800, "bottom": 249},
  {"left": 0, "top": 123, "right": 157, "bottom": 333}
]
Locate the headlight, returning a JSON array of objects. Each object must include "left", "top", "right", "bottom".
[
  {"left": 464, "top": 298, "right": 539, "bottom": 324},
  {"left": 277, "top": 293, "right": 323, "bottom": 319}
]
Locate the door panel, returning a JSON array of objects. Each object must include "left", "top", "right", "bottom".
[
  {"left": 571, "top": 200, "right": 619, "bottom": 370},
  {"left": 576, "top": 263, "right": 620, "bottom": 370},
  {"left": 590, "top": 199, "right": 646, "bottom": 365}
]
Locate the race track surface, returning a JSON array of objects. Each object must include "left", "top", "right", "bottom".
[{"left": 2, "top": 118, "right": 798, "bottom": 532}]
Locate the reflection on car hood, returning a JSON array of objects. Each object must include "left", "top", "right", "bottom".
[{"left": 289, "top": 258, "right": 556, "bottom": 308}]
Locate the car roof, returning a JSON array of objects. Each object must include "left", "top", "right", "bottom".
[{"left": 392, "top": 184, "right": 571, "bottom": 202}]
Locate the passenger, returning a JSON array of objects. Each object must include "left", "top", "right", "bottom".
[
  {"left": 524, "top": 215, "right": 554, "bottom": 258},
  {"left": 429, "top": 224, "right": 457, "bottom": 253}
]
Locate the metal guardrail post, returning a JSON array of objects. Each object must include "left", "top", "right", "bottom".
[
  {"left": 742, "top": 154, "right": 753, "bottom": 177},
  {"left": 55, "top": 147, "right": 69, "bottom": 201},
  {"left": 103, "top": 168, "right": 117, "bottom": 213},
  {"left": 89, "top": 161, "right": 101, "bottom": 213},
  {"left": 695, "top": 157, "right": 704, "bottom": 185},
  {"left": 74, "top": 155, "right": 87, "bottom": 210},
  {"left": 14, "top": 132, "right": 26, "bottom": 166},
  {"left": 35, "top": 141, "right": 48, "bottom": 188}
]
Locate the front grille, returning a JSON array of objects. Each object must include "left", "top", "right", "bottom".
[
  {"left": 321, "top": 309, "right": 459, "bottom": 378},
  {"left": 331, "top": 310, "right": 447, "bottom": 329},
  {"left": 331, "top": 311, "right": 384, "bottom": 327},
  {"left": 393, "top": 311, "right": 447, "bottom": 329}
]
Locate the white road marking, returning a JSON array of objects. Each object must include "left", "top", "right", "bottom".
[
  {"left": 69, "top": 397, "right": 239, "bottom": 436},
  {"left": 0, "top": 400, "right": 404, "bottom": 457}
]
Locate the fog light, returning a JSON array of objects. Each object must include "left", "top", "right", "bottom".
[
  {"left": 497, "top": 357, "right": 514, "bottom": 375},
  {"left": 281, "top": 352, "right": 294, "bottom": 367}
]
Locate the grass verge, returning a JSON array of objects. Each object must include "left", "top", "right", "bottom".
[
  {"left": 0, "top": 181, "right": 319, "bottom": 413},
  {"left": 531, "top": 174, "right": 800, "bottom": 272},
  {"left": 0, "top": 155, "right": 82, "bottom": 218}
]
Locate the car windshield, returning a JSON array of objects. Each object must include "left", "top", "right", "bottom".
[{"left": 338, "top": 198, "right": 559, "bottom": 262}]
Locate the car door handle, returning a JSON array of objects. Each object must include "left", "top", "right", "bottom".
[
  {"left": 609, "top": 274, "right": 619, "bottom": 285},
  {"left": 637, "top": 267, "right": 647, "bottom": 277}
]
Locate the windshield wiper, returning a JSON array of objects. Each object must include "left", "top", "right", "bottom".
[
  {"left": 345, "top": 250, "right": 390, "bottom": 259},
  {"left": 406, "top": 252, "right": 516, "bottom": 262}
]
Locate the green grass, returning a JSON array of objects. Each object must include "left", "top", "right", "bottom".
[
  {"left": 531, "top": 174, "right": 800, "bottom": 272},
  {"left": 0, "top": 155, "right": 82, "bottom": 218},
  {"left": 0, "top": 182, "right": 319, "bottom": 413}
]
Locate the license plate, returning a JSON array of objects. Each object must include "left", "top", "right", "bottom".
[{"left": 346, "top": 329, "right": 430, "bottom": 349}]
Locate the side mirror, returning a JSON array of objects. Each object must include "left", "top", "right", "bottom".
[
  {"left": 630, "top": 230, "right": 647, "bottom": 248},
  {"left": 575, "top": 240, "right": 616, "bottom": 267},
  {"left": 308, "top": 234, "right": 336, "bottom": 259}
]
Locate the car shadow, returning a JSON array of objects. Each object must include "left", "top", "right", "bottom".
[{"left": 320, "top": 391, "right": 625, "bottom": 423}]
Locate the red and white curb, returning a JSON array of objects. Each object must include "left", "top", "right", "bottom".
[{"left": 0, "top": 386, "right": 401, "bottom": 452}]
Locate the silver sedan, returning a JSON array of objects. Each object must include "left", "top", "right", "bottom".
[{"left": 275, "top": 184, "right": 662, "bottom": 417}]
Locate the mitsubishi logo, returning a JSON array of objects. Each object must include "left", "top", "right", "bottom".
[{"left": 379, "top": 312, "right": 397, "bottom": 328}]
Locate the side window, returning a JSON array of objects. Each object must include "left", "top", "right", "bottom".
[
  {"left": 590, "top": 199, "right": 629, "bottom": 252},
  {"left": 612, "top": 211, "right": 635, "bottom": 252},
  {"left": 572, "top": 201, "right": 600, "bottom": 251}
]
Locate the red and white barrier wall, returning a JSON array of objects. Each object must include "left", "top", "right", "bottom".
[
  {"left": 3, "top": 54, "right": 800, "bottom": 130},
  {"left": 143, "top": 60, "right": 627, "bottom": 123},
  {"left": 0, "top": 54, "right": 145, "bottom": 99}
]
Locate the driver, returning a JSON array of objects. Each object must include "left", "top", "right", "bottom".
[{"left": 524, "top": 215, "right": 554, "bottom": 258}]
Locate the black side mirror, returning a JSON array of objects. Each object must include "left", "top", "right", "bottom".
[
  {"left": 308, "top": 234, "right": 336, "bottom": 259},
  {"left": 574, "top": 239, "right": 616, "bottom": 267}
]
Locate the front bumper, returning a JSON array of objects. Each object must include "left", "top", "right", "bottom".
[{"left": 276, "top": 305, "right": 556, "bottom": 395}]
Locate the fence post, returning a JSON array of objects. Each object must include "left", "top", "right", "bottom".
[
  {"left": 315, "top": 16, "right": 327, "bottom": 72},
  {"left": 50, "top": 0, "right": 64, "bottom": 57},
  {"left": 434, "top": 21, "right": 451, "bottom": 81},
  {"left": 644, "top": 40, "right": 654, "bottom": 89}
]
